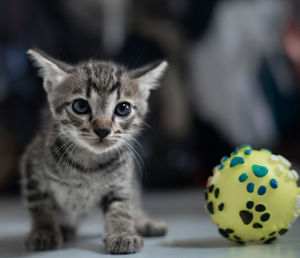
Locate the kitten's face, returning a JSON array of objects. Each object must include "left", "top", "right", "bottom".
[
  {"left": 52, "top": 62, "right": 148, "bottom": 153},
  {"left": 28, "top": 50, "right": 167, "bottom": 154}
]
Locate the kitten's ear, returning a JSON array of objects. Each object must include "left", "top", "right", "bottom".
[
  {"left": 129, "top": 60, "right": 168, "bottom": 91},
  {"left": 27, "top": 49, "right": 73, "bottom": 92}
]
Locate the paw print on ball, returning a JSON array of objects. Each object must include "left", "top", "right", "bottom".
[
  {"left": 205, "top": 184, "right": 224, "bottom": 214},
  {"left": 238, "top": 164, "right": 279, "bottom": 195},
  {"left": 239, "top": 201, "right": 270, "bottom": 229},
  {"left": 218, "top": 228, "right": 245, "bottom": 245}
]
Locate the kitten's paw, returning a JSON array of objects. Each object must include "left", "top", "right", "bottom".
[
  {"left": 25, "top": 230, "right": 63, "bottom": 251},
  {"left": 136, "top": 218, "right": 169, "bottom": 237},
  {"left": 103, "top": 233, "right": 144, "bottom": 254}
]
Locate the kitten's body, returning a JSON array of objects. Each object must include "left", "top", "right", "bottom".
[
  {"left": 21, "top": 50, "right": 168, "bottom": 254},
  {"left": 22, "top": 120, "right": 132, "bottom": 224}
]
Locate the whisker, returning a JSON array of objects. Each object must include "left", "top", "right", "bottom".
[
  {"left": 55, "top": 135, "right": 82, "bottom": 172},
  {"left": 52, "top": 135, "right": 81, "bottom": 158},
  {"left": 121, "top": 139, "right": 145, "bottom": 177}
]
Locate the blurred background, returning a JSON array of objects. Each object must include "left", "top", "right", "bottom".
[{"left": 1, "top": 0, "right": 300, "bottom": 193}]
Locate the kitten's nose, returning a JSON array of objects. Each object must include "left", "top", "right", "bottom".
[{"left": 94, "top": 127, "right": 111, "bottom": 139}]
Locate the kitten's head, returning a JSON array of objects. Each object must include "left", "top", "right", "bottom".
[{"left": 27, "top": 49, "right": 168, "bottom": 154}]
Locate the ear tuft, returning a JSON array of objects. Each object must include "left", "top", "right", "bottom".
[
  {"left": 130, "top": 60, "right": 168, "bottom": 91},
  {"left": 27, "top": 49, "right": 71, "bottom": 92}
]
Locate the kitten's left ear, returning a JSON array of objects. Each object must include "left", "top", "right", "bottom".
[
  {"left": 129, "top": 60, "right": 168, "bottom": 91},
  {"left": 27, "top": 49, "right": 73, "bottom": 92}
]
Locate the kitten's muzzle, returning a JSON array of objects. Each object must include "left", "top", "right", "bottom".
[{"left": 94, "top": 127, "right": 111, "bottom": 139}]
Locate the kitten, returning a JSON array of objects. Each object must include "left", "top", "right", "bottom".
[{"left": 20, "top": 49, "right": 168, "bottom": 254}]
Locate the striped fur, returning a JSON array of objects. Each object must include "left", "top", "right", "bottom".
[{"left": 21, "top": 49, "right": 168, "bottom": 254}]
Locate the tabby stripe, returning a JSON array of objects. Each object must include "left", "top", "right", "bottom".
[
  {"left": 104, "top": 159, "right": 126, "bottom": 173},
  {"left": 55, "top": 102, "right": 70, "bottom": 114},
  {"left": 85, "top": 66, "right": 99, "bottom": 97},
  {"left": 94, "top": 156, "right": 122, "bottom": 171},
  {"left": 109, "top": 81, "right": 121, "bottom": 94},
  {"left": 81, "top": 128, "right": 89, "bottom": 133},
  {"left": 29, "top": 206, "right": 42, "bottom": 213},
  {"left": 120, "top": 116, "right": 135, "bottom": 130},
  {"left": 61, "top": 119, "right": 72, "bottom": 125},
  {"left": 65, "top": 109, "right": 84, "bottom": 127},
  {"left": 115, "top": 67, "right": 122, "bottom": 81},
  {"left": 113, "top": 69, "right": 123, "bottom": 100},
  {"left": 86, "top": 81, "right": 92, "bottom": 98},
  {"left": 26, "top": 179, "right": 39, "bottom": 191},
  {"left": 101, "top": 192, "right": 127, "bottom": 213},
  {"left": 72, "top": 89, "right": 84, "bottom": 95},
  {"left": 105, "top": 203, "right": 133, "bottom": 220},
  {"left": 24, "top": 159, "right": 40, "bottom": 191},
  {"left": 26, "top": 192, "right": 49, "bottom": 202},
  {"left": 30, "top": 212, "right": 57, "bottom": 230},
  {"left": 117, "top": 88, "right": 121, "bottom": 100}
]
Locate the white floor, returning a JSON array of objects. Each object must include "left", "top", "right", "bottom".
[{"left": 1, "top": 190, "right": 300, "bottom": 258}]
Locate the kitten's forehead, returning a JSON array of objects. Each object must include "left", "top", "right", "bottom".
[
  {"left": 79, "top": 61, "right": 125, "bottom": 96},
  {"left": 69, "top": 61, "right": 141, "bottom": 102}
]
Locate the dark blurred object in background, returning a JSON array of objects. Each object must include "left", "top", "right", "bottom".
[{"left": 2, "top": 0, "right": 300, "bottom": 193}]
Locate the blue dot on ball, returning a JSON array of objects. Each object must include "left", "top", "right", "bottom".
[
  {"left": 231, "top": 151, "right": 238, "bottom": 156},
  {"left": 218, "top": 164, "right": 225, "bottom": 170},
  {"left": 252, "top": 164, "right": 269, "bottom": 177},
  {"left": 247, "top": 182, "right": 255, "bottom": 193},
  {"left": 236, "top": 144, "right": 252, "bottom": 150},
  {"left": 258, "top": 186, "right": 267, "bottom": 195},
  {"left": 230, "top": 157, "right": 245, "bottom": 167},
  {"left": 244, "top": 149, "right": 252, "bottom": 155},
  {"left": 221, "top": 156, "right": 228, "bottom": 163},
  {"left": 270, "top": 179, "right": 278, "bottom": 189},
  {"left": 239, "top": 173, "right": 248, "bottom": 182}
]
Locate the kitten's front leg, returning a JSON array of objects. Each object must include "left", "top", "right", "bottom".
[
  {"left": 25, "top": 192, "right": 63, "bottom": 251},
  {"left": 101, "top": 196, "right": 143, "bottom": 254}
]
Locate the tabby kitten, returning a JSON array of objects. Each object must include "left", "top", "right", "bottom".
[{"left": 20, "top": 49, "right": 168, "bottom": 254}]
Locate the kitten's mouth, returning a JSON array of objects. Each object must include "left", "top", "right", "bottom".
[
  {"left": 96, "top": 138, "right": 108, "bottom": 145},
  {"left": 88, "top": 137, "right": 115, "bottom": 148},
  {"left": 80, "top": 134, "right": 118, "bottom": 150},
  {"left": 92, "top": 138, "right": 107, "bottom": 145}
]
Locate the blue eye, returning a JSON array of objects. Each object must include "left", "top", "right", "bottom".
[
  {"left": 72, "top": 99, "right": 90, "bottom": 114},
  {"left": 115, "top": 102, "right": 131, "bottom": 116}
]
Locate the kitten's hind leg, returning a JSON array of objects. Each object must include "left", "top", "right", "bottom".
[{"left": 135, "top": 213, "right": 169, "bottom": 237}]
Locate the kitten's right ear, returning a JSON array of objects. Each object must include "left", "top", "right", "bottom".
[
  {"left": 27, "top": 49, "right": 73, "bottom": 92},
  {"left": 129, "top": 60, "right": 168, "bottom": 91}
]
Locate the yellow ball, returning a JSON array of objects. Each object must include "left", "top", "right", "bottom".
[{"left": 205, "top": 145, "right": 300, "bottom": 244}]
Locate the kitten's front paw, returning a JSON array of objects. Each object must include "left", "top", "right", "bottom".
[
  {"left": 136, "top": 218, "right": 169, "bottom": 237},
  {"left": 103, "top": 233, "right": 144, "bottom": 254},
  {"left": 25, "top": 230, "right": 63, "bottom": 251}
]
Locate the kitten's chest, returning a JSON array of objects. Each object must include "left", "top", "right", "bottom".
[{"left": 49, "top": 180, "right": 102, "bottom": 215}]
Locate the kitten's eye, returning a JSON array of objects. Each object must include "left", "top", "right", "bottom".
[
  {"left": 115, "top": 102, "right": 131, "bottom": 117},
  {"left": 72, "top": 99, "right": 90, "bottom": 114}
]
